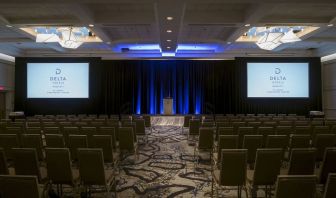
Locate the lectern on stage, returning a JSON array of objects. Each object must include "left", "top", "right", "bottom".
[{"left": 163, "top": 97, "right": 173, "bottom": 115}]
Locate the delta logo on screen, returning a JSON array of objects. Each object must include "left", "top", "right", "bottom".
[
  {"left": 270, "top": 68, "right": 286, "bottom": 81},
  {"left": 50, "top": 68, "right": 67, "bottom": 81}
]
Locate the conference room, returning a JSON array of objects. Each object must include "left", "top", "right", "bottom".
[{"left": 0, "top": 0, "right": 336, "bottom": 197}]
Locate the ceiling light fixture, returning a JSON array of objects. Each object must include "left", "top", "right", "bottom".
[
  {"left": 36, "top": 27, "right": 83, "bottom": 49},
  {"left": 167, "top": 46, "right": 171, "bottom": 49},
  {"left": 166, "top": 30, "right": 172, "bottom": 33},
  {"left": 227, "top": 42, "right": 231, "bottom": 44},
  {"left": 167, "top": 39, "right": 172, "bottom": 42},
  {"left": 166, "top": 17, "right": 174, "bottom": 20},
  {"left": 88, "top": 24, "right": 94, "bottom": 27},
  {"left": 327, "top": 24, "right": 334, "bottom": 27},
  {"left": 280, "top": 29, "right": 301, "bottom": 43},
  {"left": 245, "top": 24, "right": 251, "bottom": 27},
  {"left": 252, "top": 27, "right": 302, "bottom": 50},
  {"left": 6, "top": 25, "right": 12, "bottom": 28},
  {"left": 58, "top": 27, "right": 83, "bottom": 49},
  {"left": 256, "top": 32, "right": 283, "bottom": 50}
]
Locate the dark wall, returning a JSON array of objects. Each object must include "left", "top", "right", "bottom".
[
  {"left": 14, "top": 57, "right": 322, "bottom": 115},
  {"left": 15, "top": 57, "right": 102, "bottom": 116}
]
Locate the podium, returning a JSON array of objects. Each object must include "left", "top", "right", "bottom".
[{"left": 163, "top": 98, "right": 173, "bottom": 115}]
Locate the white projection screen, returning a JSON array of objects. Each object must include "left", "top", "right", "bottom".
[
  {"left": 27, "top": 63, "right": 89, "bottom": 98},
  {"left": 247, "top": 62, "right": 309, "bottom": 98}
]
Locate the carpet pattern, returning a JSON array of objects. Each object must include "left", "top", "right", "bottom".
[{"left": 116, "top": 126, "right": 243, "bottom": 198}]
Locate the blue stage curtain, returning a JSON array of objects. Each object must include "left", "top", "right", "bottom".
[{"left": 102, "top": 60, "right": 236, "bottom": 115}]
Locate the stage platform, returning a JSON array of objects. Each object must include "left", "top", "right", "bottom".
[{"left": 151, "top": 115, "right": 184, "bottom": 126}]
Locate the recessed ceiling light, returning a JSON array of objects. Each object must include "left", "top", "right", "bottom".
[
  {"left": 166, "top": 17, "right": 174, "bottom": 21},
  {"left": 167, "top": 46, "right": 171, "bottom": 49},
  {"left": 327, "top": 24, "right": 334, "bottom": 27},
  {"left": 6, "top": 25, "right": 12, "bottom": 28},
  {"left": 166, "top": 30, "right": 172, "bottom": 33},
  {"left": 106, "top": 42, "right": 111, "bottom": 44},
  {"left": 245, "top": 24, "right": 251, "bottom": 27},
  {"left": 227, "top": 42, "right": 232, "bottom": 44},
  {"left": 167, "top": 39, "right": 172, "bottom": 42},
  {"left": 89, "top": 24, "right": 94, "bottom": 27}
]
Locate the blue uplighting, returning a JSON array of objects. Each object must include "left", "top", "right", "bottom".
[
  {"left": 149, "top": 67, "right": 155, "bottom": 114},
  {"left": 136, "top": 69, "right": 141, "bottom": 114},
  {"left": 176, "top": 44, "right": 220, "bottom": 52},
  {"left": 184, "top": 73, "right": 189, "bottom": 114}
]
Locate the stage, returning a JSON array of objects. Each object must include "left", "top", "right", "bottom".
[{"left": 151, "top": 115, "right": 184, "bottom": 126}]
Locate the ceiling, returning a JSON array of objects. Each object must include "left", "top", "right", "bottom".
[{"left": 0, "top": 0, "right": 335, "bottom": 59}]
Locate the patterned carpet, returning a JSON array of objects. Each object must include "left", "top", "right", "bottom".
[{"left": 117, "top": 126, "right": 215, "bottom": 198}]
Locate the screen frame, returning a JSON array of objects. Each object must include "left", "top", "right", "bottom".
[
  {"left": 25, "top": 60, "right": 90, "bottom": 100},
  {"left": 247, "top": 62, "right": 310, "bottom": 99}
]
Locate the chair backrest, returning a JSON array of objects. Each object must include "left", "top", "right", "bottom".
[
  {"left": 118, "top": 127, "right": 135, "bottom": 151},
  {"left": 99, "top": 127, "right": 116, "bottom": 149},
  {"left": 265, "top": 135, "right": 288, "bottom": 151},
  {"left": 0, "top": 148, "right": 8, "bottom": 174},
  {"left": 238, "top": 127, "right": 255, "bottom": 148},
  {"left": 219, "top": 149, "right": 247, "bottom": 186},
  {"left": 201, "top": 121, "right": 214, "bottom": 128},
  {"left": 62, "top": 126, "right": 79, "bottom": 146},
  {"left": 80, "top": 126, "right": 96, "bottom": 137},
  {"left": 26, "top": 122, "right": 40, "bottom": 128},
  {"left": 189, "top": 119, "right": 200, "bottom": 136},
  {"left": 294, "top": 126, "right": 311, "bottom": 135},
  {"left": 247, "top": 122, "right": 262, "bottom": 130},
  {"left": 12, "top": 148, "right": 41, "bottom": 182},
  {"left": 313, "top": 134, "right": 336, "bottom": 161},
  {"left": 121, "top": 123, "right": 137, "bottom": 141},
  {"left": 91, "top": 135, "right": 114, "bottom": 163},
  {"left": 242, "top": 135, "right": 263, "bottom": 165},
  {"left": 21, "top": 134, "right": 44, "bottom": 160},
  {"left": 68, "top": 135, "right": 88, "bottom": 161},
  {"left": 90, "top": 121, "right": 104, "bottom": 129},
  {"left": 43, "top": 126, "right": 60, "bottom": 134},
  {"left": 323, "top": 173, "right": 336, "bottom": 198},
  {"left": 198, "top": 128, "right": 214, "bottom": 150},
  {"left": 217, "top": 127, "right": 235, "bottom": 137},
  {"left": 78, "top": 148, "right": 106, "bottom": 185},
  {"left": 233, "top": 122, "right": 246, "bottom": 134},
  {"left": 288, "top": 148, "right": 316, "bottom": 175},
  {"left": 26, "top": 127, "right": 41, "bottom": 134},
  {"left": 252, "top": 149, "right": 283, "bottom": 185},
  {"left": 5, "top": 126, "right": 23, "bottom": 134},
  {"left": 313, "top": 126, "right": 331, "bottom": 136},
  {"left": 45, "top": 148, "right": 73, "bottom": 185},
  {"left": 275, "top": 175, "right": 317, "bottom": 198},
  {"left": 278, "top": 120, "right": 293, "bottom": 126},
  {"left": 45, "top": 134, "right": 65, "bottom": 148},
  {"left": 290, "top": 134, "right": 311, "bottom": 149},
  {"left": 0, "top": 175, "right": 40, "bottom": 198},
  {"left": 0, "top": 134, "right": 19, "bottom": 160},
  {"left": 319, "top": 148, "right": 336, "bottom": 184},
  {"left": 81, "top": 127, "right": 97, "bottom": 145},
  {"left": 217, "top": 135, "right": 238, "bottom": 163},
  {"left": 134, "top": 119, "right": 146, "bottom": 135},
  {"left": 262, "top": 121, "right": 277, "bottom": 127},
  {"left": 258, "top": 127, "right": 276, "bottom": 146},
  {"left": 142, "top": 115, "right": 151, "bottom": 127},
  {"left": 276, "top": 126, "right": 293, "bottom": 136}
]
